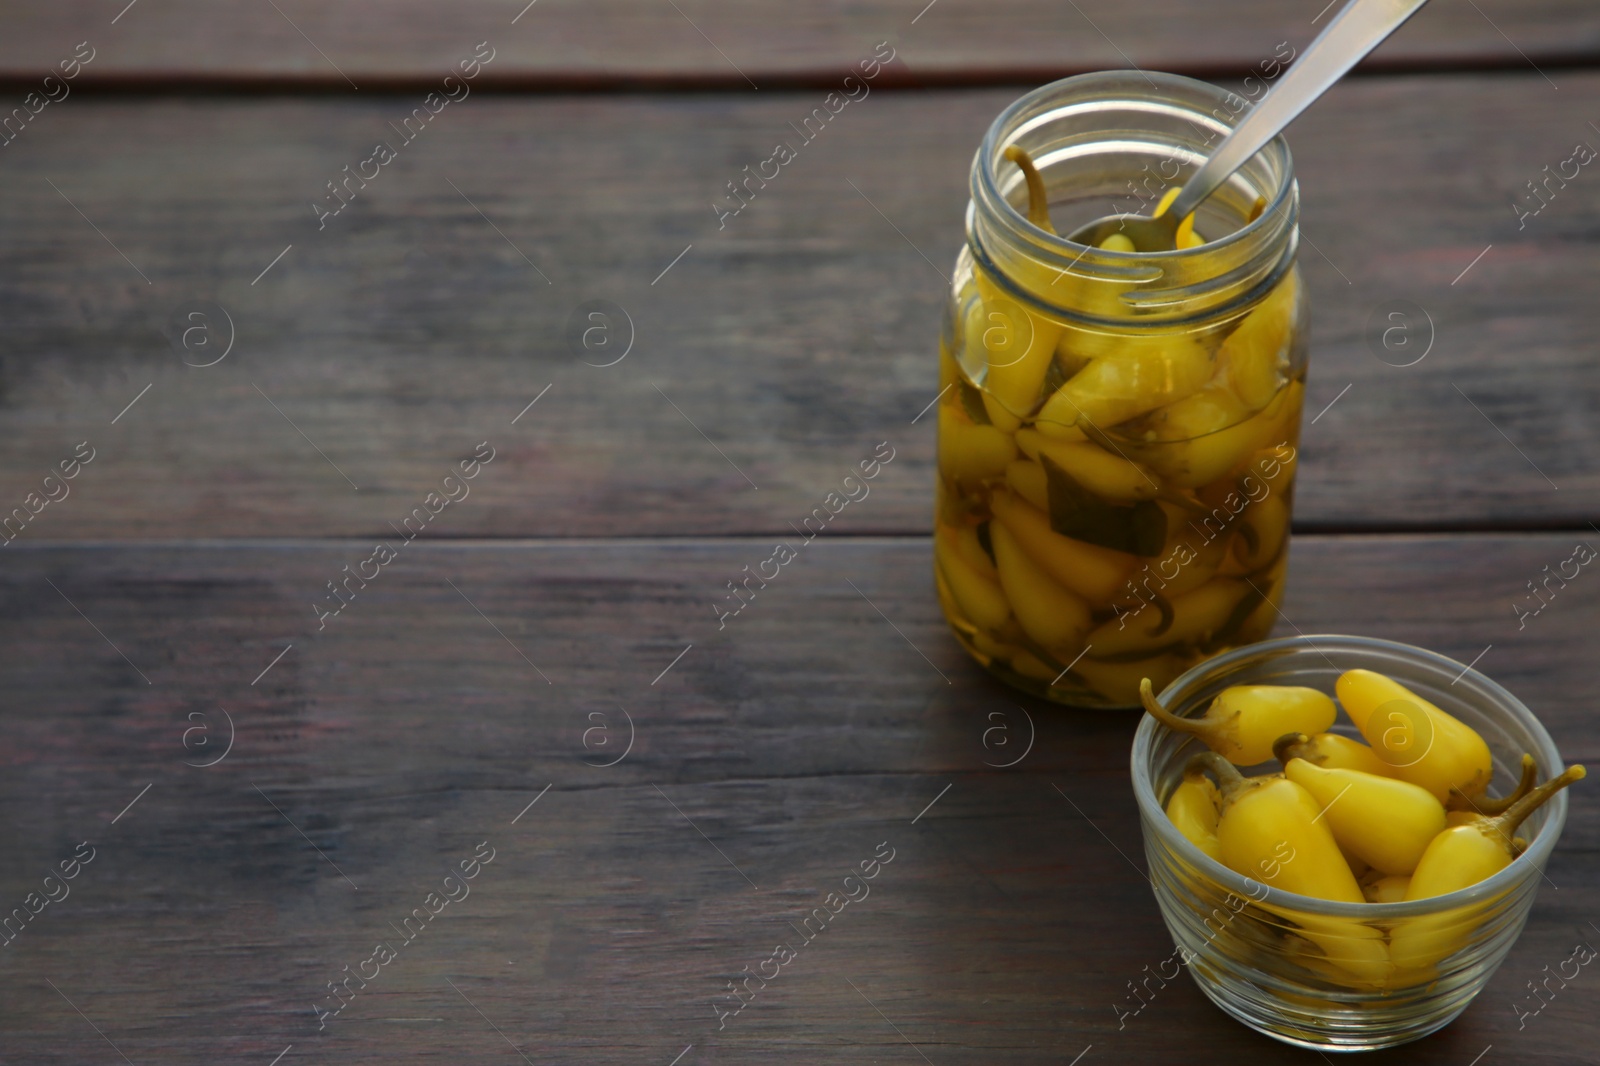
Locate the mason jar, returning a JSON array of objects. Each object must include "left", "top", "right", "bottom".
[{"left": 934, "top": 71, "right": 1308, "bottom": 708}]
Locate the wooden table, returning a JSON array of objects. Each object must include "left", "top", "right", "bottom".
[{"left": 2, "top": 3, "right": 1597, "bottom": 1063}]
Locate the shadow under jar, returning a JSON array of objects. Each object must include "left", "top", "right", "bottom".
[{"left": 935, "top": 72, "right": 1309, "bottom": 709}]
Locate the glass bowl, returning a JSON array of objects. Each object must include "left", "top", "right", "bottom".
[{"left": 1130, "top": 635, "right": 1571, "bottom": 1050}]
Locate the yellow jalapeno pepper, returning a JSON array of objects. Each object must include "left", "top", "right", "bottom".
[
  {"left": 1406, "top": 764, "right": 1585, "bottom": 901},
  {"left": 1193, "top": 750, "right": 1363, "bottom": 902},
  {"left": 1335, "top": 669, "right": 1494, "bottom": 802},
  {"left": 1273, "top": 732, "right": 1402, "bottom": 780},
  {"left": 1391, "top": 765, "right": 1585, "bottom": 972},
  {"left": 1142, "top": 679, "right": 1337, "bottom": 767},
  {"left": 988, "top": 518, "right": 1091, "bottom": 659},
  {"left": 1013, "top": 429, "right": 1159, "bottom": 502},
  {"left": 1009, "top": 648, "right": 1060, "bottom": 682},
  {"left": 1281, "top": 909, "right": 1392, "bottom": 987},
  {"left": 1191, "top": 752, "right": 1391, "bottom": 984},
  {"left": 1165, "top": 764, "right": 1224, "bottom": 864},
  {"left": 973, "top": 276, "right": 1062, "bottom": 432},
  {"left": 1247, "top": 441, "right": 1298, "bottom": 499},
  {"left": 1002, "top": 459, "right": 1049, "bottom": 513},
  {"left": 968, "top": 627, "right": 1022, "bottom": 662},
  {"left": 1068, "top": 653, "right": 1188, "bottom": 707},
  {"left": 1282, "top": 759, "right": 1446, "bottom": 877},
  {"left": 1148, "top": 513, "right": 1235, "bottom": 599},
  {"left": 1036, "top": 338, "right": 1214, "bottom": 438},
  {"left": 934, "top": 524, "right": 1010, "bottom": 632},
  {"left": 1361, "top": 873, "right": 1410, "bottom": 904},
  {"left": 1217, "top": 270, "right": 1299, "bottom": 412},
  {"left": 1132, "top": 378, "right": 1297, "bottom": 490},
  {"left": 988, "top": 489, "right": 1137, "bottom": 603},
  {"left": 1231, "top": 491, "right": 1288, "bottom": 573},
  {"left": 1086, "top": 579, "right": 1251, "bottom": 660},
  {"left": 938, "top": 398, "right": 1017, "bottom": 489},
  {"left": 969, "top": 147, "right": 1069, "bottom": 431}
]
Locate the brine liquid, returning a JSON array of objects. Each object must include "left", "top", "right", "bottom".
[{"left": 934, "top": 264, "right": 1306, "bottom": 707}]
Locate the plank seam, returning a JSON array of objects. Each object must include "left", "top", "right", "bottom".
[{"left": 2, "top": 53, "right": 1597, "bottom": 96}]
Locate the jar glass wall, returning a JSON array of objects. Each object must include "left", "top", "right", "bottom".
[{"left": 935, "top": 71, "right": 1309, "bottom": 708}]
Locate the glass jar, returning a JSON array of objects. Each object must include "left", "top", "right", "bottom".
[
  {"left": 934, "top": 72, "right": 1308, "bottom": 708},
  {"left": 1133, "top": 636, "right": 1571, "bottom": 1050}
]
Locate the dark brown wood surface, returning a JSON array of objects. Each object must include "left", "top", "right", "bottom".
[
  {"left": 0, "top": 0, "right": 1595, "bottom": 85},
  {"left": 2, "top": 75, "right": 1599, "bottom": 539},
  {"left": 4, "top": 1, "right": 1600, "bottom": 1062},
  {"left": 1, "top": 536, "right": 1596, "bottom": 1064}
]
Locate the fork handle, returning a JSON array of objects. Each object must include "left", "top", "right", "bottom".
[{"left": 1169, "top": 0, "right": 1432, "bottom": 222}]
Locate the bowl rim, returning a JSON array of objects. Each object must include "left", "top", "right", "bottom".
[{"left": 1130, "top": 633, "right": 1570, "bottom": 918}]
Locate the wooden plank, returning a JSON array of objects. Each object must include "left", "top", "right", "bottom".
[
  {"left": 1, "top": 75, "right": 1597, "bottom": 540},
  {"left": 0, "top": 534, "right": 1595, "bottom": 1063},
  {"left": 0, "top": 0, "right": 1594, "bottom": 85}
]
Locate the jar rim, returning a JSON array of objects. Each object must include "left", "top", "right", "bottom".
[
  {"left": 969, "top": 70, "right": 1299, "bottom": 326},
  {"left": 1129, "top": 634, "right": 1570, "bottom": 919},
  {"left": 976, "top": 69, "right": 1296, "bottom": 259}
]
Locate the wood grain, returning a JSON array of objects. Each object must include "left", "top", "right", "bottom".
[
  {"left": 0, "top": 534, "right": 1596, "bottom": 1063},
  {"left": 4, "top": 5, "right": 1596, "bottom": 1063},
  {"left": 0, "top": 0, "right": 1594, "bottom": 86},
  {"left": 1, "top": 75, "right": 1596, "bottom": 538}
]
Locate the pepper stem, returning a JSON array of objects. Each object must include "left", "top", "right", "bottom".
[
  {"left": 1140, "top": 678, "right": 1216, "bottom": 745},
  {"left": 1448, "top": 752, "right": 1537, "bottom": 815},
  {"left": 1271, "top": 732, "right": 1312, "bottom": 768},
  {"left": 1003, "top": 145, "right": 1056, "bottom": 235},
  {"left": 1187, "top": 750, "right": 1245, "bottom": 800},
  {"left": 1493, "top": 763, "right": 1586, "bottom": 837},
  {"left": 1146, "top": 590, "right": 1175, "bottom": 638}
]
